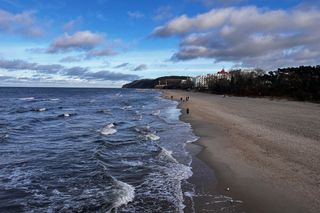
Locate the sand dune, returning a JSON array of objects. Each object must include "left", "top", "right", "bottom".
[{"left": 163, "top": 90, "right": 320, "bottom": 213}]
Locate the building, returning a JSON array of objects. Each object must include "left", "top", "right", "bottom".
[
  {"left": 216, "top": 69, "right": 231, "bottom": 80},
  {"left": 194, "top": 69, "right": 231, "bottom": 89},
  {"left": 154, "top": 80, "right": 167, "bottom": 89},
  {"left": 195, "top": 75, "right": 210, "bottom": 88}
]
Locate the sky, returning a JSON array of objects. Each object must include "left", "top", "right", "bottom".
[{"left": 0, "top": 0, "right": 319, "bottom": 87}]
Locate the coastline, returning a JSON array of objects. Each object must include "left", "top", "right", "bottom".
[{"left": 162, "top": 89, "right": 320, "bottom": 213}]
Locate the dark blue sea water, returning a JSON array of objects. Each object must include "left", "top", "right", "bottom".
[{"left": 0, "top": 88, "right": 198, "bottom": 212}]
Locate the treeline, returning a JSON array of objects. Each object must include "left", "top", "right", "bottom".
[{"left": 205, "top": 66, "right": 320, "bottom": 101}]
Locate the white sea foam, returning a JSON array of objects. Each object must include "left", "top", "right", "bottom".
[
  {"left": 106, "top": 123, "right": 115, "bottom": 128},
  {"left": 145, "top": 133, "right": 160, "bottom": 141},
  {"left": 113, "top": 180, "right": 135, "bottom": 208},
  {"left": 52, "top": 189, "right": 62, "bottom": 196},
  {"left": 126, "top": 147, "right": 193, "bottom": 213},
  {"left": 101, "top": 123, "right": 117, "bottom": 135},
  {"left": 59, "top": 112, "right": 77, "bottom": 117},
  {"left": 122, "top": 106, "right": 132, "bottom": 110},
  {"left": 186, "top": 136, "right": 199, "bottom": 143},
  {"left": 152, "top": 110, "right": 160, "bottom": 116},
  {"left": 121, "top": 160, "right": 143, "bottom": 166},
  {"left": 49, "top": 98, "right": 60, "bottom": 101},
  {"left": 33, "top": 108, "right": 47, "bottom": 112},
  {"left": 158, "top": 148, "right": 178, "bottom": 163},
  {"left": 184, "top": 191, "right": 194, "bottom": 198},
  {"left": 19, "top": 97, "right": 35, "bottom": 101}
]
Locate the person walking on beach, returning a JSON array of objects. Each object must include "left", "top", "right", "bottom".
[{"left": 186, "top": 108, "right": 189, "bottom": 114}]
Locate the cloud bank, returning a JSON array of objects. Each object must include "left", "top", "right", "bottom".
[
  {"left": 0, "top": 59, "right": 139, "bottom": 81},
  {"left": 152, "top": 6, "right": 320, "bottom": 69}
]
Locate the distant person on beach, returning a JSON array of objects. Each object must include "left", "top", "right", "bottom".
[
  {"left": 171, "top": 96, "right": 173, "bottom": 99},
  {"left": 186, "top": 108, "right": 189, "bottom": 114},
  {"left": 180, "top": 97, "right": 183, "bottom": 101}
]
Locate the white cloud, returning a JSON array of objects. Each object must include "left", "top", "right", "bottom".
[
  {"left": 0, "top": 9, "right": 44, "bottom": 37},
  {"left": 47, "top": 31, "right": 105, "bottom": 53},
  {"left": 152, "top": 6, "right": 320, "bottom": 69},
  {"left": 46, "top": 31, "right": 121, "bottom": 60}
]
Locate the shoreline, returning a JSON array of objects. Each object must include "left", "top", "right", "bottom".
[{"left": 162, "top": 89, "right": 320, "bottom": 213}]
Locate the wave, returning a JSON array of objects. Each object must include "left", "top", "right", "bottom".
[
  {"left": 19, "top": 97, "right": 35, "bottom": 101},
  {"left": 100, "top": 123, "right": 117, "bottom": 136},
  {"left": 151, "top": 110, "right": 161, "bottom": 116},
  {"left": 135, "top": 126, "right": 160, "bottom": 141},
  {"left": 119, "top": 146, "right": 193, "bottom": 213},
  {"left": 158, "top": 148, "right": 193, "bottom": 212},
  {"left": 186, "top": 136, "right": 199, "bottom": 144},
  {"left": 110, "top": 179, "right": 135, "bottom": 211},
  {"left": 0, "top": 133, "right": 9, "bottom": 142},
  {"left": 134, "top": 125, "right": 150, "bottom": 134},
  {"left": 32, "top": 108, "right": 47, "bottom": 112},
  {"left": 145, "top": 133, "right": 160, "bottom": 141},
  {"left": 58, "top": 113, "right": 77, "bottom": 118},
  {"left": 122, "top": 106, "right": 132, "bottom": 110},
  {"left": 157, "top": 147, "right": 178, "bottom": 163},
  {"left": 121, "top": 160, "right": 143, "bottom": 167},
  {"left": 15, "top": 107, "right": 48, "bottom": 113},
  {"left": 115, "top": 92, "right": 122, "bottom": 97},
  {"left": 49, "top": 98, "right": 60, "bottom": 101}
]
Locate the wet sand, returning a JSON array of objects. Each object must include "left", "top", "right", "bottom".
[{"left": 163, "top": 90, "right": 320, "bottom": 213}]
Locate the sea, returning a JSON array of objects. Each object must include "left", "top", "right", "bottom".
[
  {"left": 0, "top": 87, "right": 246, "bottom": 213},
  {"left": 0, "top": 87, "right": 199, "bottom": 212}
]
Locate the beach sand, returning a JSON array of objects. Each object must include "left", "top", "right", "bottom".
[{"left": 163, "top": 90, "right": 320, "bottom": 213}]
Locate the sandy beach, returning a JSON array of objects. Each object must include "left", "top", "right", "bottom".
[{"left": 163, "top": 90, "right": 320, "bottom": 213}]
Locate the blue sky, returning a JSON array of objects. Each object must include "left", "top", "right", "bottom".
[{"left": 0, "top": 0, "right": 319, "bottom": 87}]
